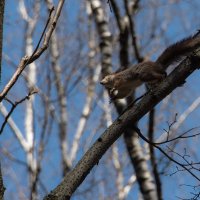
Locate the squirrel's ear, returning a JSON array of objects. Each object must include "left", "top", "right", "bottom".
[
  {"left": 100, "top": 76, "right": 109, "bottom": 85},
  {"left": 100, "top": 78, "right": 106, "bottom": 85}
]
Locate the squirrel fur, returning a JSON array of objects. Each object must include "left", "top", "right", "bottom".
[{"left": 100, "top": 31, "right": 200, "bottom": 100}]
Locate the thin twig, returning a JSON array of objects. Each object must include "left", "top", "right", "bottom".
[
  {"left": 0, "top": 89, "right": 38, "bottom": 134},
  {"left": 133, "top": 126, "right": 200, "bottom": 181},
  {"left": 26, "top": 7, "right": 54, "bottom": 65}
]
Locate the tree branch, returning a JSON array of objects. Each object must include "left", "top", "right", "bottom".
[
  {"left": 0, "top": 0, "right": 65, "bottom": 102},
  {"left": 0, "top": 88, "right": 38, "bottom": 134}
]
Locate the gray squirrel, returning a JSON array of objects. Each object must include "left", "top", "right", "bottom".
[{"left": 100, "top": 31, "right": 200, "bottom": 100}]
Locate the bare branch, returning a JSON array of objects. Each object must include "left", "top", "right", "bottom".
[
  {"left": 0, "top": 89, "right": 38, "bottom": 134},
  {"left": 133, "top": 126, "right": 200, "bottom": 181},
  {"left": 0, "top": 103, "right": 29, "bottom": 150},
  {"left": 0, "top": 0, "right": 65, "bottom": 102}
]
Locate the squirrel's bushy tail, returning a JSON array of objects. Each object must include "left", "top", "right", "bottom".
[{"left": 156, "top": 30, "right": 200, "bottom": 70}]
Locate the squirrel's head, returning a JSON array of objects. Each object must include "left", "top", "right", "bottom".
[{"left": 100, "top": 74, "right": 115, "bottom": 88}]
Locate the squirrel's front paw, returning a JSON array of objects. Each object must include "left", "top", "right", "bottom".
[
  {"left": 109, "top": 88, "right": 119, "bottom": 103},
  {"left": 110, "top": 88, "right": 118, "bottom": 96}
]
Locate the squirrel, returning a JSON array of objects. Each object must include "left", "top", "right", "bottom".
[{"left": 100, "top": 31, "right": 200, "bottom": 100}]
